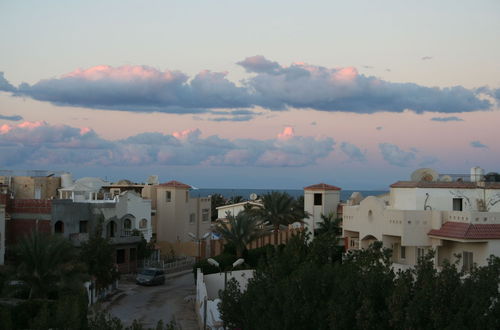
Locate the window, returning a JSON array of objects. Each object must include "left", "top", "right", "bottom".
[
  {"left": 54, "top": 221, "right": 64, "bottom": 234},
  {"left": 189, "top": 213, "right": 196, "bottom": 224},
  {"left": 400, "top": 246, "right": 406, "bottom": 259},
  {"left": 107, "top": 221, "right": 116, "bottom": 238},
  {"left": 116, "top": 249, "right": 125, "bottom": 264},
  {"left": 463, "top": 251, "right": 473, "bottom": 272},
  {"left": 166, "top": 191, "right": 171, "bottom": 202},
  {"left": 202, "top": 209, "right": 209, "bottom": 222},
  {"left": 416, "top": 247, "right": 425, "bottom": 261},
  {"left": 314, "top": 193, "right": 322, "bottom": 206},
  {"left": 79, "top": 221, "right": 88, "bottom": 233},
  {"left": 139, "top": 218, "right": 147, "bottom": 228},
  {"left": 453, "top": 198, "right": 463, "bottom": 211},
  {"left": 123, "top": 219, "right": 132, "bottom": 230}
]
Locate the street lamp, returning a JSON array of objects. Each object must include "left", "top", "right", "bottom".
[{"left": 207, "top": 258, "right": 245, "bottom": 290}]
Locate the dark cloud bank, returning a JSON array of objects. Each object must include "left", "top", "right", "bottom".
[{"left": 0, "top": 56, "right": 494, "bottom": 116}]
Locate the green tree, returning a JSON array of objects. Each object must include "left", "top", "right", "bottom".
[
  {"left": 210, "top": 193, "right": 226, "bottom": 221},
  {"left": 215, "top": 212, "right": 270, "bottom": 258},
  {"left": 80, "top": 219, "right": 119, "bottom": 295},
  {"left": 227, "top": 195, "right": 244, "bottom": 204},
  {"left": 315, "top": 212, "right": 341, "bottom": 237},
  {"left": 15, "top": 231, "right": 81, "bottom": 299},
  {"left": 251, "top": 191, "right": 305, "bottom": 245}
]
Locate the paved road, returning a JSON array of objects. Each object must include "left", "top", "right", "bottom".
[{"left": 106, "top": 272, "right": 198, "bottom": 329}]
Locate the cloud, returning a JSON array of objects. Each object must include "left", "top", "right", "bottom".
[
  {"left": 310, "top": 121, "right": 317, "bottom": 126},
  {"left": 237, "top": 55, "right": 282, "bottom": 74},
  {"left": 1, "top": 57, "right": 491, "bottom": 114},
  {"left": 0, "top": 121, "right": 334, "bottom": 167},
  {"left": 0, "top": 114, "right": 23, "bottom": 121},
  {"left": 240, "top": 57, "right": 489, "bottom": 113},
  {"left": 14, "top": 65, "right": 251, "bottom": 114},
  {"left": 277, "top": 126, "right": 294, "bottom": 140},
  {"left": 0, "top": 72, "right": 16, "bottom": 92},
  {"left": 470, "top": 141, "right": 488, "bottom": 149},
  {"left": 376, "top": 126, "right": 383, "bottom": 130},
  {"left": 421, "top": 56, "right": 433, "bottom": 61},
  {"left": 340, "top": 142, "right": 367, "bottom": 162},
  {"left": 379, "top": 143, "right": 416, "bottom": 167},
  {"left": 431, "top": 116, "right": 464, "bottom": 122}
]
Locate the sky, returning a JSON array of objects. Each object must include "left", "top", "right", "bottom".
[{"left": 1, "top": 0, "right": 499, "bottom": 190}]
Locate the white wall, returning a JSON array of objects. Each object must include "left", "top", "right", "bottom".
[
  {"left": 391, "top": 187, "right": 500, "bottom": 212},
  {"left": 204, "top": 270, "right": 255, "bottom": 300}
]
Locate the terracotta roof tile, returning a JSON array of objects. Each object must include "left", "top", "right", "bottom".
[
  {"left": 158, "top": 180, "right": 192, "bottom": 189},
  {"left": 304, "top": 183, "right": 341, "bottom": 191},
  {"left": 391, "top": 181, "right": 500, "bottom": 189},
  {"left": 428, "top": 221, "right": 500, "bottom": 240}
]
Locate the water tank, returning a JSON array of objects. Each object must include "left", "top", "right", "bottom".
[
  {"left": 61, "top": 173, "right": 73, "bottom": 188},
  {"left": 470, "top": 167, "right": 485, "bottom": 182}
]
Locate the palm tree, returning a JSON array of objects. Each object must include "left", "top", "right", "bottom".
[
  {"left": 315, "top": 212, "right": 341, "bottom": 237},
  {"left": 15, "top": 231, "right": 82, "bottom": 299},
  {"left": 215, "top": 212, "right": 270, "bottom": 258},
  {"left": 252, "top": 191, "right": 306, "bottom": 245}
]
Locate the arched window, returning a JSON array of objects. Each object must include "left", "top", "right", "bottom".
[
  {"left": 54, "top": 221, "right": 64, "bottom": 234},
  {"left": 139, "top": 218, "right": 148, "bottom": 228},
  {"left": 107, "top": 221, "right": 117, "bottom": 238},
  {"left": 123, "top": 219, "right": 132, "bottom": 230}
]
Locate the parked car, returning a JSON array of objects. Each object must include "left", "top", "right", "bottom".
[{"left": 136, "top": 268, "right": 165, "bottom": 286}]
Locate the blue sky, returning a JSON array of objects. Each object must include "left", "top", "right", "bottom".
[{"left": 1, "top": 1, "right": 499, "bottom": 189}]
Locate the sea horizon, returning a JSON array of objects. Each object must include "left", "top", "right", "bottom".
[{"left": 190, "top": 188, "right": 388, "bottom": 201}]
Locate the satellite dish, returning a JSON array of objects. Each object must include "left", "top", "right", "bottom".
[
  {"left": 411, "top": 168, "right": 439, "bottom": 182},
  {"left": 250, "top": 193, "right": 258, "bottom": 201},
  {"left": 440, "top": 175, "right": 452, "bottom": 182}
]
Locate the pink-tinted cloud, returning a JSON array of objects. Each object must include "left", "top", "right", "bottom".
[
  {"left": 277, "top": 126, "right": 295, "bottom": 140},
  {"left": 0, "top": 122, "right": 334, "bottom": 167},
  {"left": 1, "top": 57, "right": 491, "bottom": 115}
]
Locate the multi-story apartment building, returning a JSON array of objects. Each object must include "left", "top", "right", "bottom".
[
  {"left": 343, "top": 167, "right": 500, "bottom": 271},
  {"left": 142, "top": 180, "right": 211, "bottom": 257}
]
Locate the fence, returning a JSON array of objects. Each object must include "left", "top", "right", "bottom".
[{"left": 142, "top": 256, "right": 196, "bottom": 273}]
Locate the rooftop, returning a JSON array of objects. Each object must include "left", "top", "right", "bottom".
[
  {"left": 304, "top": 183, "right": 341, "bottom": 191},
  {"left": 428, "top": 221, "right": 500, "bottom": 240},
  {"left": 390, "top": 181, "right": 500, "bottom": 189},
  {"left": 158, "top": 180, "right": 192, "bottom": 189}
]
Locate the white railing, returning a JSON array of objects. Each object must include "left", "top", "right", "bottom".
[{"left": 142, "top": 256, "right": 196, "bottom": 272}]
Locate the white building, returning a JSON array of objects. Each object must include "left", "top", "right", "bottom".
[
  {"left": 216, "top": 201, "right": 263, "bottom": 220},
  {"left": 343, "top": 168, "right": 500, "bottom": 271},
  {"left": 304, "top": 183, "right": 342, "bottom": 237},
  {"left": 56, "top": 177, "right": 153, "bottom": 242}
]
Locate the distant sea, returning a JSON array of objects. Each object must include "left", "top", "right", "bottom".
[{"left": 190, "top": 188, "right": 388, "bottom": 201}]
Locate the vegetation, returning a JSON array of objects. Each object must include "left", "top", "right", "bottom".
[
  {"left": 214, "top": 212, "right": 271, "bottom": 258},
  {"left": 315, "top": 212, "right": 341, "bottom": 237},
  {"left": 14, "top": 231, "right": 85, "bottom": 299},
  {"left": 219, "top": 232, "right": 500, "bottom": 330},
  {"left": 250, "top": 191, "right": 306, "bottom": 245},
  {"left": 80, "top": 222, "right": 119, "bottom": 295},
  {"left": 210, "top": 193, "right": 226, "bottom": 221}
]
